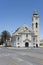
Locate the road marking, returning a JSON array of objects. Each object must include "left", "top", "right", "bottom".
[
  {"left": 24, "top": 61, "right": 34, "bottom": 65},
  {"left": 7, "top": 47, "right": 29, "bottom": 49},
  {"left": 19, "top": 53, "right": 26, "bottom": 55},
  {"left": 0, "top": 53, "right": 10, "bottom": 57},
  {"left": 17, "top": 58, "right": 24, "bottom": 61},
  {"left": 17, "top": 57, "right": 33, "bottom": 65},
  {"left": 12, "top": 55, "right": 34, "bottom": 65}
]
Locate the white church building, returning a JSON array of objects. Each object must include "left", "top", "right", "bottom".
[{"left": 11, "top": 11, "right": 40, "bottom": 48}]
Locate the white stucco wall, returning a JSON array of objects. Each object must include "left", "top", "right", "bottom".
[{"left": 15, "top": 33, "right": 33, "bottom": 47}]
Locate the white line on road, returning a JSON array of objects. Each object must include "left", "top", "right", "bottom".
[
  {"left": 7, "top": 47, "right": 29, "bottom": 49},
  {"left": 0, "top": 53, "right": 10, "bottom": 57},
  {"left": 12, "top": 56, "right": 34, "bottom": 65}
]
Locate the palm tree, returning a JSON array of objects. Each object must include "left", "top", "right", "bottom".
[{"left": 1, "top": 30, "right": 11, "bottom": 46}]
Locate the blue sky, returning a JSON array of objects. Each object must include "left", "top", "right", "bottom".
[{"left": 0, "top": 0, "right": 43, "bottom": 39}]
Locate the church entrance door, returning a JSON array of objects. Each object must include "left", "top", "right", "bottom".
[
  {"left": 36, "top": 44, "right": 38, "bottom": 48},
  {"left": 25, "top": 42, "right": 29, "bottom": 47}
]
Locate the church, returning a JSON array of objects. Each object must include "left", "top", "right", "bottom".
[{"left": 11, "top": 11, "right": 40, "bottom": 48}]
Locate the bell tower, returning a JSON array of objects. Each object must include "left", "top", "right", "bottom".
[{"left": 32, "top": 10, "right": 40, "bottom": 47}]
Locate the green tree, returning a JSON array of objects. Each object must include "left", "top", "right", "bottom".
[{"left": 1, "top": 30, "right": 11, "bottom": 46}]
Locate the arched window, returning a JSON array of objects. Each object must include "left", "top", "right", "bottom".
[
  {"left": 36, "top": 23, "right": 38, "bottom": 28},
  {"left": 32, "top": 23, "right": 33, "bottom": 27},
  {"left": 18, "top": 43, "right": 19, "bottom": 45},
  {"left": 26, "top": 34, "right": 28, "bottom": 38},
  {"left": 25, "top": 27, "right": 28, "bottom": 30},
  {"left": 18, "top": 37, "right": 19, "bottom": 41}
]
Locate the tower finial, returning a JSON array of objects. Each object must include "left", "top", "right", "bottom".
[{"left": 33, "top": 10, "right": 38, "bottom": 15}]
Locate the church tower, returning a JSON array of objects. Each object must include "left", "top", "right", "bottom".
[{"left": 32, "top": 10, "right": 40, "bottom": 47}]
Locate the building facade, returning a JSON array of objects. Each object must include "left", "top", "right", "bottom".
[{"left": 11, "top": 11, "right": 40, "bottom": 47}]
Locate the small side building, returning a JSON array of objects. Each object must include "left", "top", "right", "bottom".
[{"left": 40, "top": 39, "right": 43, "bottom": 47}]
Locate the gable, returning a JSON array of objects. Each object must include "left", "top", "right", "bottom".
[{"left": 12, "top": 25, "right": 32, "bottom": 36}]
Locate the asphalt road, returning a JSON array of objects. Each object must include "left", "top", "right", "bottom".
[{"left": 0, "top": 47, "right": 43, "bottom": 65}]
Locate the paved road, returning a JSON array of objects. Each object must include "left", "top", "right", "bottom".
[{"left": 0, "top": 47, "right": 43, "bottom": 65}]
